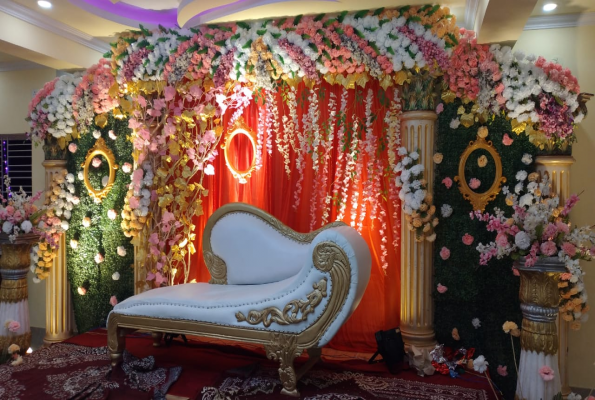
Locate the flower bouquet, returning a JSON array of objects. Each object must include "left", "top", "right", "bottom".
[
  {"left": 395, "top": 147, "right": 439, "bottom": 242},
  {"left": 473, "top": 171, "right": 592, "bottom": 329},
  {"left": 0, "top": 177, "right": 45, "bottom": 243}
]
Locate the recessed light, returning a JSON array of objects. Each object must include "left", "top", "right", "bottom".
[
  {"left": 37, "top": 0, "right": 52, "bottom": 9},
  {"left": 543, "top": 3, "right": 557, "bottom": 12}
]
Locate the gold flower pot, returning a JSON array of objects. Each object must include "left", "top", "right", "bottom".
[
  {"left": 514, "top": 257, "right": 564, "bottom": 400},
  {"left": 0, "top": 233, "right": 41, "bottom": 353}
]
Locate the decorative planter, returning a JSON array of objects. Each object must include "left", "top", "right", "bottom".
[
  {"left": 514, "top": 257, "right": 564, "bottom": 400},
  {"left": 43, "top": 136, "right": 67, "bottom": 161},
  {"left": 0, "top": 233, "right": 41, "bottom": 354}
]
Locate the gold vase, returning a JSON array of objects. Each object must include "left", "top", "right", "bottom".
[
  {"left": 0, "top": 233, "right": 40, "bottom": 353},
  {"left": 514, "top": 257, "right": 564, "bottom": 400}
]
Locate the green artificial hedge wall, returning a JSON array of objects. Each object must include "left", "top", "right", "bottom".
[
  {"left": 66, "top": 113, "right": 134, "bottom": 332},
  {"left": 433, "top": 99, "right": 537, "bottom": 399}
]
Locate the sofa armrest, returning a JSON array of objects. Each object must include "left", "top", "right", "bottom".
[{"left": 301, "top": 226, "right": 372, "bottom": 347}]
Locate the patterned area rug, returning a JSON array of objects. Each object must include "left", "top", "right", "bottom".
[
  {"left": 201, "top": 365, "right": 490, "bottom": 400},
  {"left": 0, "top": 343, "right": 181, "bottom": 400}
]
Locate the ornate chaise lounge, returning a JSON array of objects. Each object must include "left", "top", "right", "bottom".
[{"left": 107, "top": 203, "right": 371, "bottom": 396}]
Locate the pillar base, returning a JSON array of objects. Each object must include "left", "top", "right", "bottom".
[{"left": 43, "top": 331, "right": 74, "bottom": 345}]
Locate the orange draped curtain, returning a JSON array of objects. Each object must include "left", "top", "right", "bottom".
[{"left": 188, "top": 80, "right": 400, "bottom": 352}]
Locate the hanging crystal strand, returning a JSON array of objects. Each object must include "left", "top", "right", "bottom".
[
  {"left": 280, "top": 86, "right": 299, "bottom": 178},
  {"left": 309, "top": 87, "right": 322, "bottom": 172},
  {"left": 332, "top": 88, "right": 349, "bottom": 221},
  {"left": 363, "top": 89, "right": 379, "bottom": 222},
  {"left": 320, "top": 91, "right": 337, "bottom": 227},
  {"left": 356, "top": 90, "right": 375, "bottom": 232},
  {"left": 387, "top": 88, "right": 403, "bottom": 248},
  {"left": 349, "top": 119, "right": 361, "bottom": 228}
]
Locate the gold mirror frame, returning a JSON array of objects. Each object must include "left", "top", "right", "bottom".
[
  {"left": 454, "top": 135, "right": 506, "bottom": 212},
  {"left": 81, "top": 137, "right": 119, "bottom": 202},
  {"left": 222, "top": 117, "right": 257, "bottom": 184}
]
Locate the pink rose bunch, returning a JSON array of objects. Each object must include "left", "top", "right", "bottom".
[
  {"left": 437, "top": 283, "right": 448, "bottom": 293},
  {"left": 5, "top": 320, "right": 20, "bottom": 333},
  {"left": 440, "top": 247, "right": 451, "bottom": 260},
  {"left": 442, "top": 177, "right": 453, "bottom": 189},
  {"left": 462, "top": 233, "right": 474, "bottom": 245},
  {"left": 92, "top": 157, "right": 102, "bottom": 168},
  {"left": 535, "top": 56, "right": 580, "bottom": 93},
  {"left": 539, "top": 365, "right": 555, "bottom": 381},
  {"left": 469, "top": 178, "right": 481, "bottom": 190}
]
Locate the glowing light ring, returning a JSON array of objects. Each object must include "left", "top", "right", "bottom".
[{"left": 222, "top": 118, "right": 257, "bottom": 184}]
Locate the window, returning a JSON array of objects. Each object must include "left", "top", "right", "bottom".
[{"left": 0, "top": 135, "right": 33, "bottom": 198}]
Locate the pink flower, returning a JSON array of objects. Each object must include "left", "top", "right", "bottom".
[
  {"left": 6, "top": 320, "right": 20, "bottom": 332},
  {"left": 442, "top": 177, "right": 453, "bottom": 189},
  {"left": 109, "top": 295, "right": 118, "bottom": 306},
  {"left": 502, "top": 134, "right": 514, "bottom": 146},
  {"left": 556, "top": 221, "right": 570, "bottom": 234},
  {"left": 462, "top": 233, "right": 474, "bottom": 245},
  {"left": 469, "top": 178, "right": 481, "bottom": 190},
  {"left": 496, "top": 233, "right": 509, "bottom": 247},
  {"left": 560, "top": 272, "right": 572, "bottom": 281},
  {"left": 497, "top": 365, "right": 508, "bottom": 377},
  {"left": 539, "top": 365, "right": 555, "bottom": 381},
  {"left": 68, "top": 143, "right": 77, "bottom": 153},
  {"left": 437, "top": 284, "right": 448, "bottom": 293},
  {"left": 540, "top": 241, "right": 558, "bottom": 256},
  {"left": 512, "top": 268, "right": 520, "bottom": 276},
  {"left": 436, "top": 103, "right": 444, "bottom": 114},
  {"left": 92, "top": 157, "right": 102, "bottom": 168},
  {"left": 164, "top": 86, "right": 176, "bottom": 102},
  {"left": 562, "top": 242, "right": 576, "bottom": 257},
  {"left": 440, "top": 247, "right": 451, "bottom": 260},
  {"left": 5, "top": 206, "right": 14, "bottom": 216},
  {"left": 128, "top": 196, "right": 140, "bottom": 210}
]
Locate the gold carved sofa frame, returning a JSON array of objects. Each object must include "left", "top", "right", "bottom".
[{"left": 107, "top": 203, "right": 362, "bottom": 397}]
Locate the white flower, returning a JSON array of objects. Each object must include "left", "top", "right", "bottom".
[
  {"left": 78, "top": 171, "right": 84, "bottom": 180},
  {"left": 519, "top": 194, "right": 534, "bottom": 207},
  {"left": 92, "top": 130, "right": 101, "bottom": 139},
  {"left": 122, "top": 163, "right": 132, "bottom": 174},
  {"left": 521, "top": 153, "right": 533, "bottom": 165},
  {"left": 107, "top": 209, "right": 117, "bottom": 220},
  {"left": 66, "top": 173, "right": 75, "bottom": 183},
  {"left": 108, "top": 130, "right": 117, "bottom": 140},
  {"left": 20, "top": 221, "right": 32, "bottom": 233},
  {"left": 397, "top": 147, "right": 408, "bottom": 156},
  {"left": 112, "top": 272, "right": 120, "bottom": 281},
  {"left": 450, "top": 118, "right": 460, "bottom": 129},
  {"left": 516, "top": 170, "right": 528, "bottom": 181},
  {"left": 515, "top": 231, "right": 531, "bottom": 250},
  {"left": 472, "top": 318, "right": 482, "bottom": 329},
  {"left": 567, "top": 393, "right": 582, "bottom": 400},
  {"left": 473, "top": 355, "right": 489, "bottom": 373},
  {"left": 102, "top": 176, "right": 109, "bottom": 187},
  {"left": 117, "top": 246, "right": 126, "bottom": 257},
  {"left": 441, "top": 204, "right": 453, "bottom": 218},
  {"left": 410, "top": 151, "right": 419, "bottom": 160},
  {"left": 60, "top": 221, "right": 69, "bottom": 230},
  {"left": 94, "top": 253, "right": 104, "bottom": 264},
  {"left": 2, "top": 221, "right": 13, "bottom": 234}
]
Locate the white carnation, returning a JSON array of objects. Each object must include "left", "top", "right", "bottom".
[
  {"left": 20, "top": 221, "right": 33, "bottom": 233},
  {"left": 117, "top": 246, "right": 127, "bottom": 257},
  {"left": 515, "top": 231, "right": 531, "bottom": 250}
]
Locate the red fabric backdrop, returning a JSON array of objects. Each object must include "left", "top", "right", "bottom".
[{"left": 188, "top": 80, "right": 400, "bottom": 352}]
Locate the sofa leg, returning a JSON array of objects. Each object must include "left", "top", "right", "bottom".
[
  {"left": 152, "top": 332, "right": 163, "bottom": 347},
  {"left": 107, "top": 314, "right": 128, "bottom": 370},
  {"left": 265, "top": 333, "right": 302, "bottom": 397}
]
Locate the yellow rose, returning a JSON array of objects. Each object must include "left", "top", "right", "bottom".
[
  {"left": 412, "top": 218, "right": 422, "bottom": 228},
  {"left": 570, "top": 321, "right": 581, "bottom": 330},
  {"left": 562, "top": 313, "right": 574, "bottom": 322},
  {"left": 502, "top": 321, "right": 519, "bottom": 333},
  {"left": 419, "top": 203, "right": 428, "bottom": 212},
  {"left": 477, "top": 126, "right": 489, "bottom": 138},
  {"left": 433, "top": 153, "right": 443, "bottom": 164},
  {"left": 477, "top": 155, "right": 488, "bottom": 168},
  {"left": 424, "top": 193, "right": 433, "bottom": 203},
  {"left": 423, "top": 223, "right": 431, "bottom": 233}
]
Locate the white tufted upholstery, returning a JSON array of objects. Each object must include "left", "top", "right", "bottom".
[
  {"left": 210, "top": 212, "right": 310, "bottom": 284},
  {"left": 111, "top": 205, "right": 371, "bottom": 348}
]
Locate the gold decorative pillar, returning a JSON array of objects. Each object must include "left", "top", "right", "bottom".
[
  {"left": 515, "top": 259, "right": 564, "bottom": 400},
  {"left": 399, "top": 111, "right": 437, "bottom": 350},
  {"left": 535, "top": 155, "right": 574, "bottom": 399},
  {"left": 42, "top": 160, "right": 74, "bottom": 344}
]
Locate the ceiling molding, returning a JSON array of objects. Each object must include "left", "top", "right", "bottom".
[
  {"left": 524, "top": 12, "right": 595, "bottom": 30},
  {"left": 0, "top": 60, "right": 45, "bottom": 72},
  {"left": 0, "top": 1, "right": 110, "bottom": 54}
]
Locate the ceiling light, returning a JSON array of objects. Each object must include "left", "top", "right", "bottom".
[
  {"left": 543, "top": 3, "right": 557, "bottom": 12},
  {"left": 37, "top": 1, "right": 52, "bottom": 9}
]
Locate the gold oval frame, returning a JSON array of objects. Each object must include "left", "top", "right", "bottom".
[
  {"left": 222, "top": 117, "right": 257, "bottom": 184},
  {"left": 454, "top": 135, "right": 506, "bottom": 212},
  {"left": 81, "top": 137, "right": 119, "bottom": 202}
]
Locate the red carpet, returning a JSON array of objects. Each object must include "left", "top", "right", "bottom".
[{"left": 1, "top": 329, "right": 498, "bottom": 399}]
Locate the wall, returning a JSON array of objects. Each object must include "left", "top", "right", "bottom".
[
  {"left": 514, "top": 25, "right": 595, "bottom": 389},
  {"left": 0, "top": 68, "right": 56, "bottom": 329}
]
